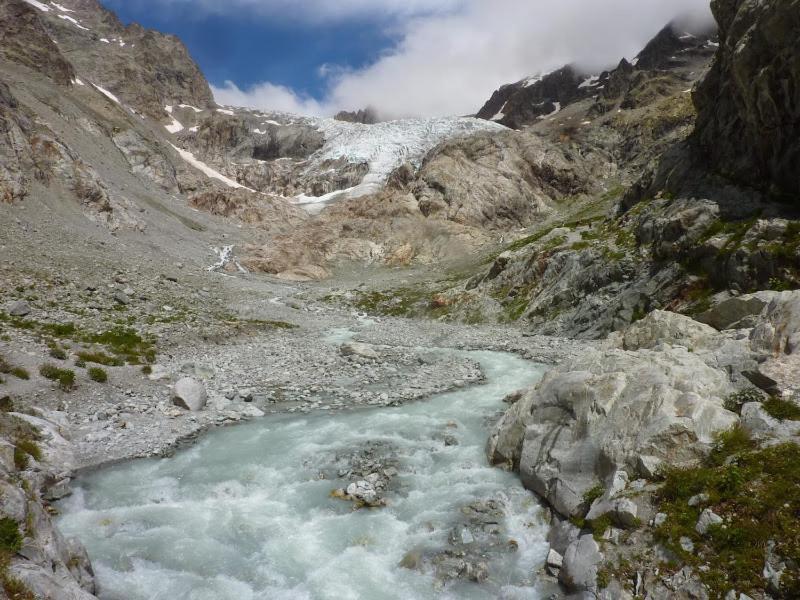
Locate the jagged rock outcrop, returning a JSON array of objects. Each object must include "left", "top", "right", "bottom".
[
  {"left": 335, "top": 108, "right": 380, "bottom": 125},
  {"left": 22, "top": 0, "right": 214, "bottom": 119},
  {"left": 394, "top": 130, "right": 592, "bottom": 230},
  {"left": 477, "top": 66, "right": 594, "bottom": 129},
  {"left": 0, "top": 0, "right": 76, "bottom": 85},
  {"left": 635, "top": 20, "right": 717, "bottom": 71},
  {"left": 0, "top": 81, "right": 33, "bottom": 203},
  {"left": 693, "top": 0, "right": 800, "bottom": 198}
]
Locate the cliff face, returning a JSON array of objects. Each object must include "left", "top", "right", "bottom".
[
  {"left": 15, "top": 0, "right": 214, "bottom": 119},
  {"left": 0, "top": 0, "right": 75, "bottom": 85},
  {"left": 693, "top": 0, "right": 800, "bottom": 198}
]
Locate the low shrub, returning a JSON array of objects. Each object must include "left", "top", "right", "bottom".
[
  {"left": 88, "top": 367, "right": 108, "bottom": 383},
  {"left": 39, "top": 364, "right": 75, "bottom": 391}
]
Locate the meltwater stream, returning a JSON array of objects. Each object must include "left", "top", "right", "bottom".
[{"left": 58, "top": 350, "right": 550, "bottom": 600}]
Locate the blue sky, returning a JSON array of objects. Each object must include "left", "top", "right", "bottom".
[
  {"left": 100, "top": 0, "right": 713, "bottom": 118},
  {"left": 101, "top": 1, "right": 394, "bottom": 100}
]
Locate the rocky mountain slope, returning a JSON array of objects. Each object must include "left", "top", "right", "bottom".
[
  {"left": 476, "top": 20, "right": 717, "bottom": 130},
  {"left": 1, "top": 0, "right": 800, "bottom": 598}
]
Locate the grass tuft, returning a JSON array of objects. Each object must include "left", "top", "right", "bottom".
[
  {"left": 39, "top": 364, "right": 75, "bottom": 391},
  {"left": 87, "top": 367, "right": 108, "bottom": 383}
]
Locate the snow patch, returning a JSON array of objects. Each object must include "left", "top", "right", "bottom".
[
  {"left": 578, "top": 75, "right": 600, "bottom": 89},
  {"left": 170, "top": 144, "right": 251, "bottom": 191},
  {"left": 188, "top": 126, "right": 198, "bottom": 133},
  {"left": 165, "top": 118, "right": 184, "bottom": 134},
  {"left": 51, "top": 2, "right": 74, "bottom": 12},
  {"left": 22, "top": 0, "right": 50, "bottom": 11},
  {"left": 58, "top": 14, "right": 90, "bottom": 30},
  {"left": 165, "top": 105, "right": 173, "bottom": 114},
  {"left": 178, "top": 104, "right": 203, "bottom": 113},
  {"left": 93, "top": 84, "right": 120, "bottom": 104},
  {"left": 631, "top": 57, "right": 640, "bottom": 66},
  {"left": 523, "top": 73, "right": 547, "bottom": 88},
  {"left": 216, "top": 108, "right": 235, "bottom": 116},
  {"left": 100, "top": 38, "right": 110, "bottom": 44},
  {"left": 252, "top": 128, "right": 266, "bottom": 135},
  {"left": 538, "top": 102, "right": 561, "bottom": 119},
  {"left": 71, "top": 78, "right": 84, "bottom": 86}
]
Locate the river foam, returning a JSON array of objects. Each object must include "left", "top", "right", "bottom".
[{"left": 58, "top": 351, "right": 551, "bottom": 599}]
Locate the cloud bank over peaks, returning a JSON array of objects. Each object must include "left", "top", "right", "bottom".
[{"left": 210, "top": 0, "right": 715, "bottom": 118}]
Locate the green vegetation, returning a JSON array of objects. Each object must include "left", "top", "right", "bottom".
[
  {"left": 0, "top": 314, "right": 156, "bottom": 366},
  {"left": 583, "top": 484, "right": 605, "bottom": 506},
  {"left": 87, "top": 327, "right": 156, "bottom": 364},
  {"left": 654, "top": 427, "right": 800, "bottom": 598},
  {"left": 0, "top": 519, "right": 21, "bottom": 555},
  {"left": 76, "top": 351, "right": 123, "bottom": 367},
  {"left": 48, "top": 347, "right": 67, "bottom": 360},
  {"left": 723, "top": 389, "right": 764, "bottom": 414},
  {"left": 13, "top": 437, "right": 42, "bottom": 470},
  {"left": 8, "top": 368, "right": 28, "bottom": 381},
  {"left": 0, "top": 357, "right": 29, "bottom": 381},
  {"left": 0, "top": 552, "right": 35, "bottom": 600},
  {"left": 87, "top": 367, "right": 108, "bottom": 383},
  {"left": 352, "top": 287, "right": 451, "bottom": 319},
  {"left": 141, "top": 365, "right": 152, "bottom": 375},
  {"left": 39, "top": 364, "right": 75, "bottom": 391},
  {"left": 762, "top": 396, "right": 800, "bottom": 421}
]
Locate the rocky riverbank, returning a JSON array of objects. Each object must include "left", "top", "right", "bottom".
[{"left": 489, "top": 293, "right": 800, "bottom": 599}]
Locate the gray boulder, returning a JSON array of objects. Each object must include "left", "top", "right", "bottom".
[
  {"left": 696, "top": 292, "right": 779, "bottom": 331},
  {"left": 489, "top": 343, "right": 736, "bottom": 517},
  {"left": 340, "top": 342, "right": 379, "bottom": 360},
  {"left": 172, "top": 377, "right": 207, "bottom": 411},
  {"left": 560, "top": 534, "right": 603, "bottom": 592},
  {"left": 696, "top": 508, "right": 723, "bottom": 535},
  {"left": 6, "top": 299, "right": 31, "bottom": 317}
]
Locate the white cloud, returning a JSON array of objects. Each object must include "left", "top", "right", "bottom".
[
  {"left": 202, "top": 0, "right": 714, "bottom": 118},
  {"left": 211, "top": 80, "right": 329, "bottom": 116}
]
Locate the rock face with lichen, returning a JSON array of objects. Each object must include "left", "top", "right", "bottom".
[{"left": 693, "top": 0, "right": 800, "bottom": 198}]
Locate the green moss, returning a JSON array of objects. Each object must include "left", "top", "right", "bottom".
[
  {"left": 39, "top": 364, "right": 75, "bottom": 391},
  {"left": 13, "top": 437, "right": 42, "bottom": 470},
  {"left": 141, "top": 365, "right": 152, "bottom": 375},
  {"left": 87, "top": 367, "right": 108, "bottom": 383},
  {"left": 0, "top": 519, "right": 22, "bottom": 554},
  {"left": 596, "top": 566, "right": 611, "bottom": 589},
  {"left": 762, "top": 396, "right": 800, "bottom": 421},
  {"left": 8, "top": 368, "right": 28, "bottom": 381},
  {"left": 583, "top": 484, "right": 605, "bottom": 506},
  {"left": 76, "top": 351, "right": 123, "bottom": 367},
  {"left": 590, "top": 514, "right": 614, "bottom": 542},
  {"left": 654, "top": 427, "right": 800, "bottom": 598}
]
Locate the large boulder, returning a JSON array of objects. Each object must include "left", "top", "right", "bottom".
[
  {"left": 560, "top": 535, "right": 603, "bottom": 592},
  {"left": 618, "top": 310, "right": 718, "bottom": 351},
  {"left": 489, "top": 335, "right": 737, "bottom": 518},
  {"left": 693, "top": 0, "right": 800, "bottom": 198},
  {"left": 696, "top": 292, "right": 780, "bottom": 331},
  {"left": 749, "top": 291, "right": 800, "bottom": 396},
  {"left": 171, "top": 377, "right": 207, "bottom": 411}
]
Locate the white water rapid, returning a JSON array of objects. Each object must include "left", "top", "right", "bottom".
[{"left": 58, "top": 350, "right": 552, "bottom": 600}]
